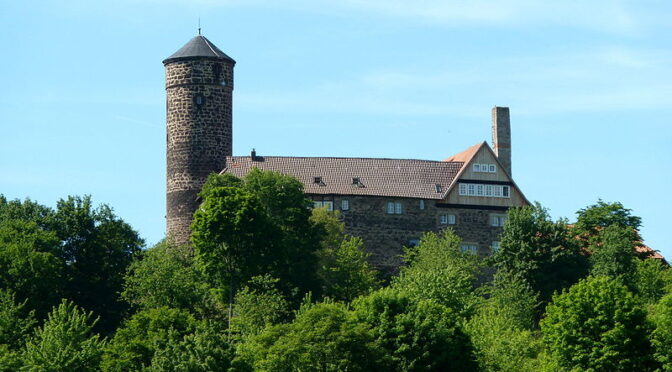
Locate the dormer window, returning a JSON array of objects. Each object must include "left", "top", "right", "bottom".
[
  {"left": 435, "top": 184, "right": 442, "bottom": 193},
  {"left": 352, "top": 177, "right": 360, "bottom": 185},
  {"left": 313, "top": 177, "right": 323, "bottom": 184}
]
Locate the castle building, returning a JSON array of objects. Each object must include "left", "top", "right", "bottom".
[{"left": 164, "top": 35, "right": 530, "bottom": 272}]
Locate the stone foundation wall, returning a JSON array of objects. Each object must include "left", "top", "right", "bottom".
[
  {"left": 166, "top": 59, "right": 234, "bottom": 246},
  {"left": 311, "top": 194, "right": 506, "bottom": 274}
]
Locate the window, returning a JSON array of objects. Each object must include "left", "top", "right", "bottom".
[
  {"left": 473, "top": 163, "right": 496, "bottom": 173},
  {"left": 387, "top": 201, "right": 402, "bottom": 214},
  {"left": 313, "top": 176, "right": 322, "bottom": 184},
  {"left": 460, "top": 244, "right": 478, "bottom": 254},
  {"left": 459, "top": 183, "right": 467, "bottom": 195},
  {"left": 313, "top": 201, "right": 333, "bottom": 211},
  {"left": 341, "top": 199, "right": 349, "bottom": 211},
  {"left": 407, "top": 239, "right": 420, "bottom": 247},
  {"left": 459, "top": 183, "right": 512, "bottom": 199},
  {"left": 440, "top": 214, "right": 456, "bottom": 225},
  {"left": 491, "top": 214, "right": 506, "bottom": 227},
  {"left": 435, "top": 184, "right": 442, "bottom": 193},
  {"left": 419, "top": 200, "right": 425, "bottom": 210},
  {"left": 491, "top": 241, "right": 500, "bottom": 252}
]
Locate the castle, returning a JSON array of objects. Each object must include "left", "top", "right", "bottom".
[{"left": 164, "top": 35, "right": 529, "bottom": 272}]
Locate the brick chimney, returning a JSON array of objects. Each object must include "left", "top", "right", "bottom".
[{"left": 491, "top": 106, "right": 511, "bottom": 176}]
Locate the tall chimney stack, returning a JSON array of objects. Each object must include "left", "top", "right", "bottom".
[{"left": 492, "top": 106, "right": 511, "bottom": 176}]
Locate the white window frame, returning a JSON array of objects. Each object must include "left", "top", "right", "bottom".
[
  {"left": 387, "top": 201, "right": 402, "bottom": 214},
  {"left": 459, "top": 183, "right": 467, "bottom": 196},
  {"left": 473, "top": 163, "right": 480, "bottom": 172},
  {"left": 460, "top": 244, "right": 478, "bottom": 254},
  {"left": 313, "top": 201, "right": 333, "bottom": 211},
  {"left": 490, "top": 214, "right": 507, "bottom": 227},
  {"left": 459, "top": 183, "right": 512, "bottom": 199},
  {"left": 341, "top": 199, "right": 349, "bottom": 211},
  {"left": 440, "top": 214, "right": 455, "bottom": 225},
  {"left": 489, "top": 164, "right": 496, "bottom": 172}
]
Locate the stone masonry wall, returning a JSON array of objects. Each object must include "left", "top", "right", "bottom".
[
  {"left": 166, "top": 58, "right": 234, "bottom": 246},
  {"left": 311, "top": 194, "right": 506, "bottom": 275}
]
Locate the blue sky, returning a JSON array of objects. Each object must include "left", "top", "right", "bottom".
[{"left": 1, "top": 0, "right": 670, "bottom": 258}]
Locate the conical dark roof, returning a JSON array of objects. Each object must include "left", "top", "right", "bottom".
[{"left": 163, "top": 35, "right": 235, "bottom": 64}]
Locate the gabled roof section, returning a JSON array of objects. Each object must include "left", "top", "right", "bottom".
[
  {"left": 163, "top": 35, "right": 236, "bottom": 65},
  {"left": 443, "top": 142, "right": 482, "bottom": 163},
  {"left": 222, "top": 156, "right": 464, "bottom": 200},
  {"left": 443, "top": 141, "right": 531, "bottom": 205}
]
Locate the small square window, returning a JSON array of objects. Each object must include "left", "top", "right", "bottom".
[
  {"left": 322, "top": 201, "right": 333, "bottom": 211},
  {"left": 313, "top": 177, "right": 322, "bottom": 184},
  {"left": 473, "top": 163, "right": 480, "bottom": 172},
  {"left": 386, "top": 202, "right": 395, "bottom": 214},
  {"left": 341, "top": 199, "right": 349, "bottom": 211},
  {"left": 440, "top": 214, "right": 456, "bottom": 225},
  {"left": 489, "top": 164, "right": 496, "bottom": 172},
  {"left": 394, "top": 202, "right": 402, "bottom": 214}
]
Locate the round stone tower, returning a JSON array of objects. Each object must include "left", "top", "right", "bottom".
[{"left": 163, "top": 35, "right": 235, "bottom": 246}]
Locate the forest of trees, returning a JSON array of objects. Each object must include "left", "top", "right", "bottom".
[{"left": 1, "top": 168, "right": 671, "bottom": 371}]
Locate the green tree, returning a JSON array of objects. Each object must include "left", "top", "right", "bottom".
[
  {"left": 589, "top": 223, "right": 640, "bottom": 286},
  {"left": 494, "top": 204, "right": 588, "bottom": 307},
  {"left": 54, "top": 195, "right": 144, "bottom": 333},
  {"left": 122, "top": 240, "right": 210, "bottom": 313},
  {"left": 242, "top": 169, "right": 322, "bottom": 298},
  {"left": 541, "top": 276, "right": 657, "bottom": 371},
  {"left": 22, "top": 300, "right": 106, "bottom": 372},
  {"left": 353, "top": 288, "right": 477, "bottom": 371},
  {"left": 574, "top": 199, "right": 642, "bottom": 246},
  {"left": 0, "top": 289, "right": 36, "bottom": 350},
  {"left": 0, "top": 195, "right": 56, "bottom": 231},
  {"left": 651, "top": 293, "right": 672, "bottom": 371},
  {"left": 466, "top": 273, "right": 541, "bottom": 372},
  {"left": 0, "top": 219, "right": 63, "bottom": 316},
  {"left": 235, "top": 301, "right": 383, "bottom": 372},
  {"left": 392, "top": 229, "right": 481, "bottom": 316},
  {"left": 191, "top": 186, "right": 273, "bottom": 327},
  {"left": 633, "top": 258, "right": 672, "bottom": 304},
  {"left": 148, "top": 323, "right": 234, "bottom": 371},
  {"left": 231, "top": 275, "right": 290, "bottom": 340},
  {"left": 311, "top": 208, "right": 379, "bottom": 302},
  {"left": 199, "top": 170, "right": 323, "bottom": 302},
  {"left": 101, "top": 307, "right": 198, "bottom": 372}
]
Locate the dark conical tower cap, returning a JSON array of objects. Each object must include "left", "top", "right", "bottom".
[{"left": 163, "top": 35, "right": 236, "bottom": 65}]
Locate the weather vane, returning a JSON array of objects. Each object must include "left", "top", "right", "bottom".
[{"left": 198, "top": 17, "right": 201, "bottom": 35}]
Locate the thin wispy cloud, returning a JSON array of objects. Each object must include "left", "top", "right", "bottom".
[{"left": 237, "top": 46, "right": 672, "bottom": 119}]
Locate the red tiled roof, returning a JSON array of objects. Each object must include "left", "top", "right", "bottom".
[
  {"left": 636, "top": 244, "right": 668, "bottom": 264},
  {"left": 223, "top": 156, "right": 465, "bottom": 199}
]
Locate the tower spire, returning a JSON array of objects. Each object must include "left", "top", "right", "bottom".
[{"left": 198, "top": 17, "right": 201, "bottom": 35}]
